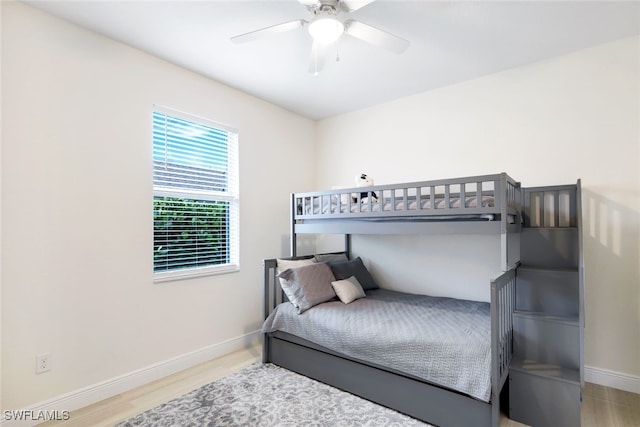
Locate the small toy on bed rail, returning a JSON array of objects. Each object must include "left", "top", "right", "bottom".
[{"left": 353, "top": 173, "right": 378, "bottom": 204}]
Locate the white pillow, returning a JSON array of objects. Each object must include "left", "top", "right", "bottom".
[{"left": 331, "top": 276, "right": 366, "bottom": 304}]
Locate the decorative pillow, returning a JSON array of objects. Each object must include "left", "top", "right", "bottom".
[
  {"left": 314, "top": 253, "right": 349, "bottom": 263},
  {"left": 278, "top": 263, "right": 337, "bottom": 314},
  {"left": 331, "top": 276, "right": 366, "bottom": 304},
  {"left": 276, "top": 257, "right": 315, "bottom": 273},
  {"left": 329, "top": 257, "right": 378, "bottom": 290},
  {"left": 276, "top": 258, "right": 315, "bottom": 287}
]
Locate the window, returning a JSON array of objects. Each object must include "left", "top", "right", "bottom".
[{"left": 152, "top": 106, "right": 239, "bottom": 281}]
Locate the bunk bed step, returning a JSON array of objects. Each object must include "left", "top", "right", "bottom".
[
  {"left": 510, "top": 359, "right": 580, "bottom": 384},
  {"left": 520, "top": 227, "right": 578, "bottom": 269},
  {"left": 516, "top": 266, "right": 579, "bottom": 317},
  {"left": 512, "top": 311, "right": 580, "bottom": 370},
  {"left": 509, "top": 361, "right": 581, "bottom": 427},
  {"left": 514, "top": 181, "right": 583, "bottom": 427}
]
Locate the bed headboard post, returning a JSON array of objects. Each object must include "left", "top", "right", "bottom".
[
  {"left": 290, "top": 193, "right": 297, "bottom": 256},
  {"left": 498, "top": 173, "right": 508, "bottom": 271},
  {"left": 262, "top": 258, "right": 278, "bottom": 364},
  {"left": 576, "top": 178, "right": 585, "bottom": 387},
  {"left": 344, "top": 234, "right": 351, "bottom": 258},
  {"left": 263, "top": 258, "right": 278, "bottom": 321}
]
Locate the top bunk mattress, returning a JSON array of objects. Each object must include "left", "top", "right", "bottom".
[{"left": 262, "top": 288, "right": 492, "bottom": 402}]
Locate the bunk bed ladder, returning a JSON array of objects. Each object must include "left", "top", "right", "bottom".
[{"left": 509, "top": 180, "right": 584, "bottom": 427}]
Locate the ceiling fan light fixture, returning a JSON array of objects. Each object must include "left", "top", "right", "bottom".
[{"left": 308, "top": 17, "right": 344, "bottom": 45}]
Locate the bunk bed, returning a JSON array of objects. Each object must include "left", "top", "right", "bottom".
[
  {"left": 291, "top": 172, "right": 521, "bottom": 271},
  {"left": 263, "top": 173, "right": 522, "bottom": 427}
]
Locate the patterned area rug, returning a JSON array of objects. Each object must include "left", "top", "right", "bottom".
[{"left": 117, "top": 363, "right": 430, "bottom": 426}]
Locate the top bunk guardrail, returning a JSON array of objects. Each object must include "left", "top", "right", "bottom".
[
  {"left": 522, "top": 181, "right": 580, "bottom": 228},
  {"left": 293, "top": 173, "right": 521, "bottom": 223}
]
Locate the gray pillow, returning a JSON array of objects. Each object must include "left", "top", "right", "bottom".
[
  {"left": 314, "top": 253, "right": 349, "bottom": 263},
  {"left": 331, "top": 276, "right": 366, "bottom": 304},
  {"left": 276, "top": 257, "right": 315, "bottom": 288},
  {"left": 329, "top": 257, "right": 378, "bottom": 290},
  {"left": 278, "top": 263, "right": 337, "bottom": 313}
]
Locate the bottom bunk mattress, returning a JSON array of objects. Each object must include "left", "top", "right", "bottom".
[{"left": 262, "top": 288, "right": 492, "bottom": 402}]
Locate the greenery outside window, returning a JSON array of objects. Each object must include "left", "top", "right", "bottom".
[{"left": 153, "top": 106, "right": 239, "bottom": 282}]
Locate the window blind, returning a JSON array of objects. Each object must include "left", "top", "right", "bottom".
[{"left": 152, "top": 108, "right": 239, "bottom": 279}]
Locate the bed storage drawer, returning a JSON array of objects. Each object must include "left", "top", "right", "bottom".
[
  {"left": 268, "top": 334, "right": 493, "bottom": 427},
  {"left": 509, "top": 366, "right": 581, "bottom": 427}
]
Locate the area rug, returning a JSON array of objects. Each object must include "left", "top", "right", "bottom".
[{"left": 116, "top": 362, "right": 430, "bottom": 426}]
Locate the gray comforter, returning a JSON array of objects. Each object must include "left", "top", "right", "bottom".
[{"left": 262, "top": 289, "right": 492, "bottom": 402}]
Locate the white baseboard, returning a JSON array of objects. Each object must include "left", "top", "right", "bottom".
[
  {"left": 585, "top": 365, "right": 640, "bottom": 394},
  {"left": 2, "top": 330, "right": 261, "bottom": 427}
]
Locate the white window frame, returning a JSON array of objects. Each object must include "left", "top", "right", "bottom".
[{"left": 152, "top": 105, "right": 239, "bottom": 283}]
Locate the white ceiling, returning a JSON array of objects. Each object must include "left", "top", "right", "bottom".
[{"left": 23, "top": 1, "right": 640, "bottom": 120}]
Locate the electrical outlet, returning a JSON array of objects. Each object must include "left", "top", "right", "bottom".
[{"left": 36, "top": 353, "right": 51, "bottom": 374}]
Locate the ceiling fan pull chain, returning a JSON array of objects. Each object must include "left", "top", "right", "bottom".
[{"left": 314, "top": 48, "right": 319, "bottom": 76}]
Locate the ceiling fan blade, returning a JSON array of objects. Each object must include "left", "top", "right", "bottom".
[
  {"left": 344, "top": 19, "right": 409, "bottom": 54},
  {"left": 340, "top": 0, "right": 376, "bottom": 12},
  {"left": 231, "top": 19, "right": 307, "bottom": 44},
  {"left": 308, "top": 41, "right": 327, "bottom": 75},
  {"left": 298, "top": 0, "right": 320, "bottom": 6}
]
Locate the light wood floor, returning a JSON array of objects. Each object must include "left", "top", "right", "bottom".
[{"left": 40, "top": 346, "right": 640, "bottom": 427}]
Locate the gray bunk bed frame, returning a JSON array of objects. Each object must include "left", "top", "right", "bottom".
[
  {"left": 291, "top": 172, "right": 521, "bottom": 271},
  {"left": 263, "top": 173, "right": 521, "bottom": 427}
]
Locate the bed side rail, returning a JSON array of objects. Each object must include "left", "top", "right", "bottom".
[
  {"left": 294, "top": 173, "right": 521, "bottom": 220},
  {"left": 490, "top": 267, "right": 516, "bottom": 398}
]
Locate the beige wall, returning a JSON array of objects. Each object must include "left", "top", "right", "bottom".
[
  {"left": 1, "top": 2, "right": 315, "bottom": 410},
  {"left": 316, "top": 36, "right": 640, "bottom": 382}
]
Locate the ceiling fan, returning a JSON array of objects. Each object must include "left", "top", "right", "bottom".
[{"left": 230, "top": 0, "right": 410, "bottom": 74}]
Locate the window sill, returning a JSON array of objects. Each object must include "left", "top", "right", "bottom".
[{"left": 153, "top": 264, "right": 239, "bottom": 283}]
